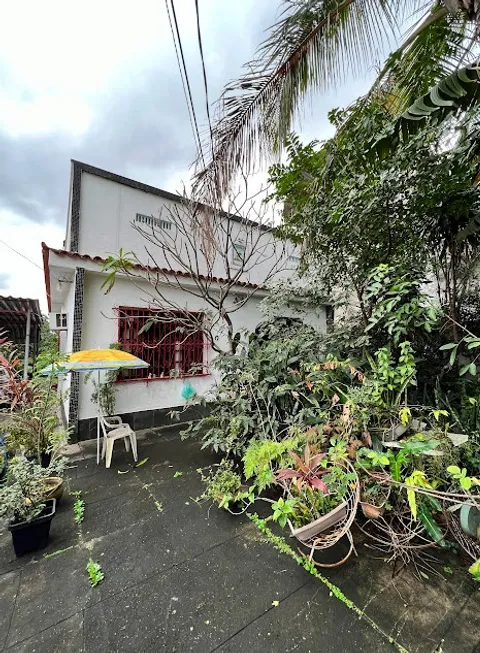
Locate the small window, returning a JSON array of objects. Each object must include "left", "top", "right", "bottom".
[
  {"left": 232, "top": 241, "right": 246, "bottom": 266},
  {"left": 56, "top": 313, "right": 67, "bottom": 328},
  {"left": 117, "top": 307, "right": 208, "bottom": 381},
  {"left": 135, "top": 213, "right": 172, "bottom": 230}
]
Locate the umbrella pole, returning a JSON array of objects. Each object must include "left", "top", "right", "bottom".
[{"left": 97, "top": 369, "right": 101, "bottom": 465}]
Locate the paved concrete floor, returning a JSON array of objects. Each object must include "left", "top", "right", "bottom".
[{"left": 0, "top": 428, "right": 478, "bottom": 653}]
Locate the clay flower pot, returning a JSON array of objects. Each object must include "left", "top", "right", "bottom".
[
  {"left": 360, "top": 483, "right": 390, "bottom": 520},
  {"left": 42, "top": 477, "right": 64, "bottom": 501},
  {"left": 360, "top": 501, "right": 385, "bottom": 520}
]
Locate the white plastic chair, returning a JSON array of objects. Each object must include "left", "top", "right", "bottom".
[{"left": 100, "top": 415, "right": 138, "bottom": 469}]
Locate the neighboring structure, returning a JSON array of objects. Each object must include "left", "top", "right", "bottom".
[
  {"left": 0, "top": 296, "right": 42, "bottom": 379},
  {"left": 42, "top": 160, "right": 327, "bottom": 440}
]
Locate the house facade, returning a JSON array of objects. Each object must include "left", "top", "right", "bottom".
[{"left": 42, "top": 161, "right": 327, "bottom": 440}]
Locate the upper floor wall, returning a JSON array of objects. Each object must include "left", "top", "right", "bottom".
[{"left": 65, "top": 161, "right": 300, "bottom": 287}]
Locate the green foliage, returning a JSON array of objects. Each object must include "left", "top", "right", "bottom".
[
  {"left": 404, "top": 470, "right": 434, "bottom": 520},
  {"left": 381, "top": 63, "right": 480, "bottom": 154},
  {"left": 365, "top": 265, "right": 439, "bottom": 343},
  {"left": 89, "top": 343, "right": 121, "bottom": 416},
  {"left": 198, "top": 459, "right": 243, "bottom": 509},
  {"left": 243, "top": 436, "right": 305, "bottom": 492},
  {"left": 447, "top": 465, "right": 480, "bottom": 491},
  {"left": 4, "top": 377, "right": 70, "bottom": 459},
  {"left": 101, "top": 249, "right": 135, "bottom": 294},
  {"left": 86, "top": 559, "right": 104, "bottom": 587},
  {"left": 34, "top": 319, "right": 64, "bottom": 373},
  {"left": 0, "top": 457, "right": 53, "bottom": 524},
  {"left": 182, "top": 320, "right": 328, "bottom": 456},
  {"left": 72, "top": 491, "right": 85, "bottom": 524},
  {"left": 271, "top": 497, "right": 296, "bottom": 528},
  {"left": 271, "top": 104, "right": 480, "bottom": 350},
  {"left": 469, "top": 558, "right": 480, "bottom": 582},
  {"left": 0, "top": 334, "right": 70, "bottom": 460},
  {"left": 358, "top": 449, "right": 390, "bottom": 468}
]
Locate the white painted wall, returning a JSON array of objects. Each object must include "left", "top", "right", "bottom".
[
  {"left": 53, "top": 166, "right": 326, "bottom": 423},
  {"left": 76, "top": 272, "right": 281, "bottom": 420},
  {"left": 76, "top": 172, "right": 300, "bottom": 286}
]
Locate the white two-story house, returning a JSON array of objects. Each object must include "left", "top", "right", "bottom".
[{"left": 42, "top": 160, "right": 328, "bottom": 440}]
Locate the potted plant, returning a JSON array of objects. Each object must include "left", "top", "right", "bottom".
[
  {"left": 0, "top": 457, "right": 57, "bottom": 556},
  {"left": 42, "top": 456, "right": 67, "bottom": 502},
  {"left": 2, "top": 373, "right": 69, "bottom": 465},
  {"left": 275, "top": 444, "right": 357, "bottom": 542},
  {"left": 359, "top": 478, "right": 391, "bottom": 519},
  {"left": 199, "top": 459, "right": 250, "bottom": 510}
]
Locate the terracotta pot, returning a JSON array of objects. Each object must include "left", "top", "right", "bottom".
[
  {"left": 290, "top": 501, "right": 347, "bottom": 543},
  {"left": 359, "top": 484, "right": 390, "bottom": 520},
  {"left": 42, "top": 477, "right": 64, "bottom": 501},
  {"left": 360, "top": 501, "right": 384, "bottom": 520}
]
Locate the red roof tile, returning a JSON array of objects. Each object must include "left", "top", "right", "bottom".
[{"left": 42, "top": 243, "right": 260, "bottom": 311}]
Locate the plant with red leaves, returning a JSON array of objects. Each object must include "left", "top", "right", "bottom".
[
  {"left": 277, "top": 443, "right": 330, "bottom": 495},
  {"left": 0, "top": 353, "right": 34, "bottom": 410}
]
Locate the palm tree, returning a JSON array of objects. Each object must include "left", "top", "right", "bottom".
[{"left": 194, "top": 1, "right": 480, "bottom": 201}]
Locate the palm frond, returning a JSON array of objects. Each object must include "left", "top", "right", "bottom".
[
  {"left": 193, "top": 0, "right": 421, "bottom": 201},
  {"left": 375, "top": 62, "right": 480, "bottom": 156},
  {"left": 374, "top": 6, "right": 476, "bottom": 113}
]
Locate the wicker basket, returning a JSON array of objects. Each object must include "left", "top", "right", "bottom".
[{"left": 289, "top": 460, "right": 360, "bottom": 568}]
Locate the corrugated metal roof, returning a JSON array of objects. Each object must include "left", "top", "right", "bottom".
[
  {"left": 0, "top": 296, "right": 42, "bottom": 345},
  {"left": 0, "top": 296, "right": 42, "bottom": 324}
]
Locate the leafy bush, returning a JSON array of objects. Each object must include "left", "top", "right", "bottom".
[
  {"left": 0, "top": 457, "right": 54, "bottom": 524},
  {"left": 0, "top": 335, "right": 70, "bottom": 460},
  {"left": 182, "top": 321, "right": 328, "bottom": 456},
  {"left": 198, "top": 459, "right": 243, "bottom": 508}
]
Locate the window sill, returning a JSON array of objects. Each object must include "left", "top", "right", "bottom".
[{"left": 115, "top": 373, "right": 211, "bottom": 384}]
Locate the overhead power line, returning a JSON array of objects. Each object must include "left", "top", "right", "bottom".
[
  {"left": 165, "top": 0, "right": 205, "bottom": 168},
  {"left": 194, "top": 0, "right": 214, "bottom": 154},
  {"left": 0, "top": 239, "right": 44, "bottom": 272},
  {"left": 194, "top": 0, "right": 218, "bottom": 202}
]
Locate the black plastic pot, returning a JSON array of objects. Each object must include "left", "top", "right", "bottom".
[
  {"left": 8, "top": 499, "right": 56, "bottom": 557},
  {"left": 40, "top": 452, "right": 52, "bottom": 468}
]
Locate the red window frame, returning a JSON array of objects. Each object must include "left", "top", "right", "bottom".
[{"left": 116, "top": 306, "right": 209, "bottom": 382}]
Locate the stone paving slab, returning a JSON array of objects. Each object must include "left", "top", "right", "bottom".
[
  {"left": 319, "top": 544, "right": 479, "bottom": 653},
  {"left": 6, "top": 612, "right": 84, "bottom": 653},
  {"left": 83, "top": 536, "right": 312, "bottom": 653},
  {"left": 0, "top": 429, "right": 479, "bottom": 653},
  {"left": 0, "top": 570, "right": 21, "bottom": 651},
  {"left": 5, "top": 546, "right": 90, "bottom": 648},
  {"left": 214, "top": 581, "right": 389, "bottom": 653}
]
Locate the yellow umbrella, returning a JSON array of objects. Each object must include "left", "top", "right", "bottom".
[
  {"left": 40, "top": 349, "right": 149, "bottom": 464},
  {"left": 40, "top": 349, "right": 149, "bottom": 373}
]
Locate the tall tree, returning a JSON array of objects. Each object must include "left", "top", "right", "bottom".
[{"left": 195, "top": 0, "right": 479, "bottom": 201}]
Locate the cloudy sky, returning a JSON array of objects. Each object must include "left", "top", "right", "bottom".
[{"left": 0, "top": 0, "right": 387, "bottom": 311}]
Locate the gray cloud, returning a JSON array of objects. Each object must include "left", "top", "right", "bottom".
[{"left": 0, "top": 2, "right": 278, "bottom": 229}]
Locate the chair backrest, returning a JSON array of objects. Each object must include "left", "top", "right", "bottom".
[
  {"left": 99, "top": 415, "right": 109, "bottom": 439},
  {"left": 99, "top": 414, "right": 124, "bottom": 438}
]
